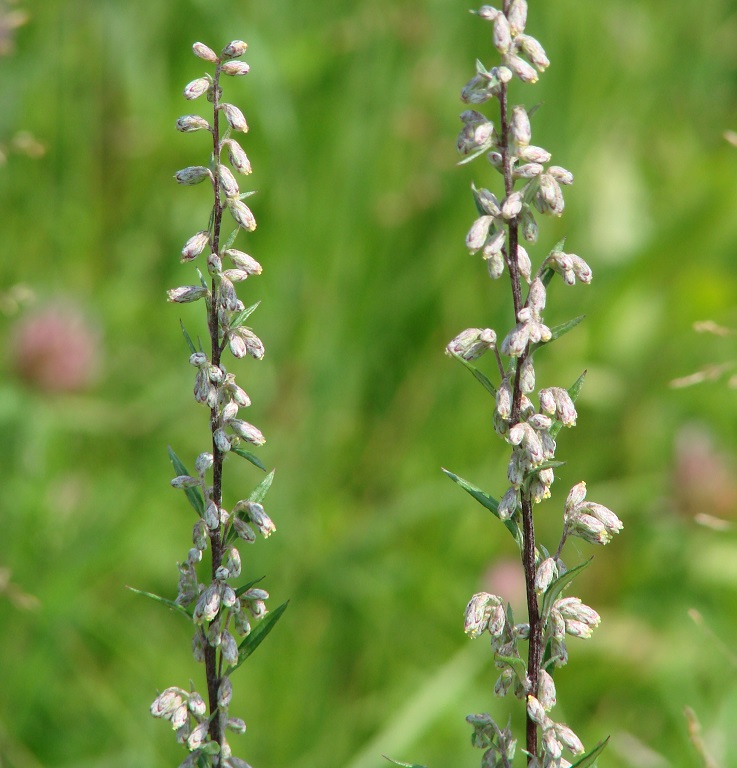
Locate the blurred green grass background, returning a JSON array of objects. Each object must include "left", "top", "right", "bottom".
[{"left": 2, "top": 0, "right": 737, "bottom": 766}]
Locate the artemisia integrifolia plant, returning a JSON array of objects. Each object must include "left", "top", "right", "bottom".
[
  {"left": 135, "top": 40, "right": 286, "bottom": 768},
  {"left": 445, "top": 3, "right": 622, "bottom": 766}
]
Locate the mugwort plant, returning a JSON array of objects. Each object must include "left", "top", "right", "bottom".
[
  {"left": 132, "top": 40, "right": 286, "bottom": 768},
  {"left": 444, "top": 2, "right": 622, "bottom": 766}
]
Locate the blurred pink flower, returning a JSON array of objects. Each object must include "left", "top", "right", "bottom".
[{"left": 9, "top": 302, "right": 101, "bottom": 393}]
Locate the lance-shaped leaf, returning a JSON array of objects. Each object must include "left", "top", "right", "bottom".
[
  {"left": 234, "top": 576, "right": 266, "bottom": 598},
  {"left": 127, "top": 586, "right": 192, "bottom": 620},
  {"left": 451, "top": 352, "right": 497, "bottom": 397},
  {"left": 528, "top": 315, "right": 585, "bottom": 356},
  {"left": 248, "top": 468, "right": 275, "bottom": 504},
  {"left": 569, "top": 736, "right": 609, "bottom": 768},
  {"left": 442, "top": 468, "right": 522, "bottom": 549},
  {"left": 229, "top": 301, "right": 261, "bottom": 330},
  {"left": 168, "top": 446, "right": 205, "bottom": 516},
  {"left": 540, "top": 558, "right": 592, "bottom": 619},
  {"left": 382, "top": 758, "right": 428, "bottom": 768},
  {"left": 180, "top": 320, "right": 198, "bottom": 355},
  {"left": 228, "top": 599, "right": 288, "bottom": 673},
  {"left": 231, "top": 445, "right": 266, "bottom": 471}
]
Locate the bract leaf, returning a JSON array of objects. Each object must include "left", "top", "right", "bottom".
[
  {"left": 569, "top": 737, "right": 609, "bottom": 767},
  {"left": 127, "top": 586, "right": 192, "bottom": 620},
  {"left": 541, "top": 558, "right": 592, "bottom": 619},
  {"left": 231, "top": 445, "right": 267, "bottom": 471},
  {"left": 168, "top": 446, "right": 205, "bottom": 516},
  {"left": 450, "top": 352, "right": 497, "bottom": 396},
  {"left": 229, "top": 600, "right": 288, "bottom": 672}
]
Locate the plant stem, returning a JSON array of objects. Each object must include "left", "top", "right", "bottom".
[
  {"left": 499, "top": 75, "right": 541, "bottom": 763},
  {"left": 206, "top": 63, "right": 225, "bottom": 747}
]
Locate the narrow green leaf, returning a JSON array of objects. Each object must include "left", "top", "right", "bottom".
[
  {"left": 529, "top": 315, "right": 585, "bottom": 355},
  {"left": 382, "top": 757, "right": 428, "bottom": 768},
  {"left": 231, "top": 445, "right": 267, "bottom": 471},
  {"left": 127, "top": 586, "right": 192, "bottom": 620},
  {"left": 239, "top": 189, "right": 257, "bottom": 200},
  {"left": 222, "top": 226, "right": 239, "bottom": 251},
  {"left": 457, "top": 144, "right": 491, "bottom": 166},
  {"left": 168, "top": 446, "right": 205, "bottom": 516},
  {"left": 541, "top": 558, "right": 592, "bottom": 618},
  {"left": 229, "top": 301, "right": 261, "bottom": 330},
  {"left": 569, "top": 737, "right": 609, "bottom": 768},
  {"left": 196, "top": 267, "right": 208, "bottom": 290},
  {"left": 442, "top": 468, "right": 522, "bottom": 549},
  {"left": 550, "top": 236, "right": 567, "bottom": 254},
  {"left": 229, "top": 600, "right": 289, "bottom": 673},
  {"left": 180, "top": 321, "right": 197, "bottom": 356},
  {"left": 248, "top": 469, "right": 275, "bottom": 504},
  {"left": 540, "top": 263, "right": 556, "bottom": 288},
  {"left": 234, "top": 576, "right": 265, "bottom": 598},
  {"left": 494, "top": 653, "right": 527, "bottom": 682},
  {"left": 451, "top": 353, "right": 497, "bottom": 396}
]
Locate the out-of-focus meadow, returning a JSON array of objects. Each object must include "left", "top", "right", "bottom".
[{"left": 2, "top": 0, "right": 737, "bottom": 765}]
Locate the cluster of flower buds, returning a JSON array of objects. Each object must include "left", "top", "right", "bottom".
[
  {"left": 153, "top": 39, "right": 277, "bottom": 768},
  {"left": 448, "top": 4, "right": 622, "bottom": 767}
]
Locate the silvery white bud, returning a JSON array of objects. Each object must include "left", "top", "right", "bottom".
[
  {"left": 508, "top": 449, "right": 525, "bottom": 486},
  {"left": 171, "top": 475, "right": 199, "bottom": 489},
  {"left": 247, "top": 599, "right": 267, "bottom": 619},
  {"left": 529, "top": 476, "right": 551, "bottom": 504},
  {"left": 515, "top": 34, "right": 550, "bottom": 72},
  {"left": 192, "top": 627, "right": 206, "bottom": 662},
  {"left": 223, "top": 269, "right": 250, "bottom": 284},
  {"left": 188, "top": 692, "right": 207, "bottom": 716},
  {"left": 510, "top": 105, "right": 531, "bottom": 148},
  {"left": 535, "top": 557, "right": 557, "bottom": 594},
  {"left": 542, "top": 729, "right": 562, "bottom": 760},
  {"left": 537, "top": 174, "right": 565, "bottom": 216},
  {"left": 496, "top": 376, "right": 513, "bottom": 419},
  {"left": 195, "top": 452, "right": 214, "bottom": 474},
  {"left": 497, "top": 486, "right": 519, "bottom": 520},
  {"left": 504, "top": 53, "right": 538, "bottom": 83},
  {"left": 193, "top": 519, "right": 208, "bottom": 550},
  {"left": 151, "top": 687, "right": 185, "bottom": 718},
  {"left": 538, "top": 669, "right": 557, "bottom": 711},
  {"left": 569, "top": 254, "right": 592, "bottom": 283},
  {"left": 175, "top": 165, "right": 211, "bottom": 185},
  {"left": 493, "top": 13, "right": 512, "bottom": 53},
  {"left": 192, "top": 42, "right": 218, "bottom": 62},
  {"left": 519, "top": 355, "right": 535, "bottom": 393},
  {"left": 569, "top": 512, "right": 609, "bottom": 545},
  {"left": 221, "top": 40, "right": 248, "bottom": 59},
  {"left": 228, "top": 419, "right": 265, "bottom": 446},
  {"left": 556, "top": 597, "right": 601, "bottom": 627},
  {"left": 527, "top": 696, "right": 547, "bottom": 726},
  {"left": 464, "top": 592, "right": 495, "bottom": 638},
  {"left": 176, "top": 114, "right": 210, "bottom": 133},
  {"left": 488, "top": 603, "right": 506, "bottom": 637},
  {"left": 224, "top": 547, "right": 242, "bottom": 578},
  {"left": 170, "top": 702, "right": 189, "bottom": 729},
  {"left": 243, "top": 501, "right": 276, "bottom": 536},
  {"left": 482, "top": 229, "right": 506, "bottom": 259},
  {"left": 228, "top": 199, "right": 257, "bottom": 231},
  {"left": 446, "top": 327, "right": 496, "bottom": 360},
  {"left": 233, "top": 517, "right": 256, "bottom": 543},
  {"left": 501, "top": 191, "right": 523, "bottom": 219},
  {"left": 466, "top": 215, "right": 494, "bottom": 253},
  {"left": 514, "top": 162, "right": 543, "bottom": 179},
  {"left": 518, "top": 145, "right": 551, "bottom": 163},
  {"left": 219, "top": 276, "right": 239, "bottom": 312},
  {"left": 579, "top": 502, "right": 623, "bottom": 536},
  {"left": 501, "top": 322, "right": 530, "bottom": 357},
  {"left": 473, "top": 185, "right": 501, "bottom": 217},
  {"left": 221, "top": 61, "right": 250, "bottom": 76},
  {"left": 555, "top": 724, "right": 585, "bottom": 755},
  {"left": 487, "top": 251, "right": 505, "bottom": 279},
  {"left": 494, "top": 668, "right": 513, "bottom": 697},
  {"left": 218, "top": 676, "right": 233, "bottom": 709},
  {"left": 183, "top": 77, "right": 210, "bottom": 100},
  {"left": 220, "top": 102, "right": 248, "bottom": 132},
  {"left": 528, "top": 277, "right": 546, "bottom": 313},
  {"left": 167, "top": 285, "right": 208, "bottom": 303},
  {"left": 548, "top": 165, "right": 574, "bottom": 185},
  {"left": 224, "top": 249, "right": 262, "bottom": 274},
  {"left": 520, "top": 206, "right": 538, "bottom": 242},
  {"left": 207, "top": 365, "right": 224, "bottom": 384},
  {"left": 221, "top": 631, "right": 239, "bottom": 665},
  {"left": 564, "top": 618, "right": 594, "bottom": 638},
  {"left": 507, "top": 0, "right": 527, "bottom": 35},
  {"left": 224, "top": 139, "right": 252, "bottom": 175},
  {"left": 565, "top": 481, "right": 587, "bottom": 513},
  {"left": 204, "top": 501, "right": 219, "bottom": 530},
  {"left": 227, "top": 717, "right": 247, "bottom": 734},
  {"left": 488, "top": 150, "right": 503, "bottom": 167},
  {"left": 218, "top": 165, "right": 240, "bottom": 198},
  {"left": 229, "top": 333, "right": 248, "bottom": 359},
  {"left": 182, "top": 230, "right": 210, "bottom": 262},
  {"left": 214, "top": 428, "right": 232, "bottom": 453},
  {"left": 222, "top": 401, "right": 239, "bottom": 422},
  {"left": 187, "top": 721, "right": 209, "bottom": 750}
]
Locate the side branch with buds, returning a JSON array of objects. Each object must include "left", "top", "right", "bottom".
[
  {"left": 445, "top": 3, "right": 621, "bottom": 766},
  {"left": 136, "top": 40, "right": 287, "bottom": 768}
]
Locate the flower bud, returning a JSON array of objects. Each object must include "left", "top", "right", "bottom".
[
  {"left": 569, "top": 254, "right": 592, "bottom": 283},
  {"left": 492, "top": 13, "right": 512, "bottom": 54},
  {"left": 224, "top": 249, "right": 262, "bottom": 274},
  {"left": 187, "top": 721, "right": 209, "bottom": 751},
  {"left": 507, "top": 0, "right": 527, "bottom": 35},
  {"left": 526, "top": 695, "right": 547, "bottom": 726},
  {"left": 218, "top": 165, "right": 240, "bottom": 198},
  {"left": 228, "top": 419, "right": 266, "bottom": 446},
  {"left": 221, "top": 40, "right": 248, "bottom": 59},
  {"left": 465, "top": 215, "right": 494, "bottom": 253},
  {"left": 224, "top": 139, "right": 252, "bottom": 175},
  {"left": 501, "top": 191, "right": 523, "bottom": 219},
  {"left": 228, "top": 199, "right": 257, "bottom": 231},
  {"left": 504, "top": 53, "right": 538, "bottom": 83},
  {"left": 446, "top": 327, "right": 496, "bottom": 360},
  {"left": 174, "top": 165, "right": 211, "bottom": 185},
  {"left": 195, "top": 452, "right": 214, "bottom": 475},
  {"left": 182, "top": 230, "right": 210, "bottom": 262},
  {"left": 510, "top": 105, "right": 531, "bottom": 148},
  {"left": 232, "top": 516, "right": 256, "bottom": 543},
  {"left": 555, "top": 724, "right": 585, "bottom": 755},
  {"left": 534, "top": 557, "right": 557, "bottom": 594},
  {"left": 171, "top": 475, "right": 199, "bottom": 489},
  {"left": 518, "top": 145, "right": 551, "bottom": 163},
  {"left": 193, "top": 42, "right": 218, "bottom": 62},
  {"left": 227, "top": 717, "right": 247, "bottom": 734},
  {"left": 151, "top": 687, "right": 185, "bottom": 718},
  {"left": 221, "top": 61, "right": 250, "bottom": 76},
  {"left": 176, "top": 114, "right": 210, "bottom": 133},
  {"left": 515, "top": 34, "right": 550, "bottom": 72},
  {"left": 548, "top": 165, "right": 574, "bottom": 185},
  {"left": 214, "top": 428, "right": 232, "bottom": 453},
  {"left": 538, "top": 669, "right": 557, "bottom": 711},
  {"left": 221, "top": 631, "right": 239, "bottom": 665},
  {"left": 188, "top": 692, "right": 207, "bottom": 716},
  {"left": 520, "top": 206, "right": 538, "bottom": 242},
  {"left": 192, "top": 519, "right": 208, "bottom": 550},
  {"left": 220, "top": 102, "right": 248, "bottom": 132},
  {"left": 183, "top": 77, "right": 210, "bottom": 100},
  {"left": 464, "top": 592, "right": 494, "bottom": 638},
  {"left": 170, "top": 702, "right": 189, "bottom": 729},
  {"left": 497, "top": 486, "right": 519, "bottom": 520},
  {"left": 167, "top": 285, "right": 208, "bottom": 303}
]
